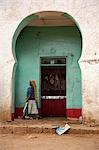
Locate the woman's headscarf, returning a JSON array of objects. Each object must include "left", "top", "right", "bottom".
[{"left": 31, "top": 80, "right": 37, "bottom": 100}]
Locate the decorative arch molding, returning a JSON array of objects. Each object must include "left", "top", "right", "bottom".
[
  {"left": 12, "top": 11, "right": 83, "bottom": 61},
  {"left": 12, "top": 11, "right": 83, "bottom": 120}
]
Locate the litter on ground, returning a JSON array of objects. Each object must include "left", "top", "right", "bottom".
[{"left": 56, "top": 124, "right": 70, "bottom": 135}]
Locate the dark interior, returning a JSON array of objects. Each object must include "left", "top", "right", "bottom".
[{"left": 41, "top": 66, "right": 66, "bottom": 96}]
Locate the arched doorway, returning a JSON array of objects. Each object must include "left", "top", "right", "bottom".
[{"left": 12, "top": 11, "right": 82, "bottom": 119}]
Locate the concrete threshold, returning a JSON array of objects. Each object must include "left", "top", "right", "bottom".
[{"left": 0, "top": 118, "right": 99, "bottom": 135}]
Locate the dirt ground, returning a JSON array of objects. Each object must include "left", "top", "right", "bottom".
[{"left": 0, "top": 134, "right": 99, "bottom": 150}]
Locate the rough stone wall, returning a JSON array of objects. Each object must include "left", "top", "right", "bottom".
[{"left": 0, "top": 0, "right": 99, "bottom": 124}]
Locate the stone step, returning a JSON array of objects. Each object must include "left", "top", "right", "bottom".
[{"left": 0, "top": 124, "right": 99, "bottom": 135}]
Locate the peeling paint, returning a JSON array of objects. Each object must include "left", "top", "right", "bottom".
[
  {"left": 81, "top": 59, "right": 99, "bottom": 64},
  {"left": 0, "top": 107, "right": 11, "bottom": 122}
]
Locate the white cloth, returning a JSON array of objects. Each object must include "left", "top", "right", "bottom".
[
  {"left": 23, "top": 102, "right": 28, "bottom": 115},
  {"left": 28, "top": 100, "right": 38, "bottom": 114}
]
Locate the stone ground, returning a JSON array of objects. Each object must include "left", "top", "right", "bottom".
[
  {"left": 0, "top": 117, "right": 99, "bottom": 134},
  {"left": 0, "top": 118, "right": 99, "bottom": 150},
  {"left": 0, "top": 133, "right": 99, "bottom": 150}
]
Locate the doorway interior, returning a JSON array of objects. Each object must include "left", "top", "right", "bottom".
[{"left": 41, "top": 57, "right": 66, "bottom": 117}]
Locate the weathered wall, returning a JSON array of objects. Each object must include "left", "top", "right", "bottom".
[{"left": 0, "top": 0, "right": 99, "bottom": 123}]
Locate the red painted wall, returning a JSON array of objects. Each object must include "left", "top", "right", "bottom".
[{"left": 66, "top": 108, "right": 82, "bottom": 118}]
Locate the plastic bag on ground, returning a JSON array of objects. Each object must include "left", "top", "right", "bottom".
[{"left": 56, "top": 124, "right": 70, "bottom": 135}]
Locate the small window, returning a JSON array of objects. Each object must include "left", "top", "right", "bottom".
[{"left": 41, "top": 57, "right": 66, "bottom": 65}]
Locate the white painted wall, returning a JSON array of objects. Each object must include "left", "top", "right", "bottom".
[{"left": 0, "top": 0, "right": 99, "bottom": 124}]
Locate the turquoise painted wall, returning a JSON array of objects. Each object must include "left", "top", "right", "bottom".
[{"left": 15, "top": 26, "right": 82, "bottom": 109}]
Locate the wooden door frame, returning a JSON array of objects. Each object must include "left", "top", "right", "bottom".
[{"left": 40, "top": 56, "right": 67, "bottom": 117}]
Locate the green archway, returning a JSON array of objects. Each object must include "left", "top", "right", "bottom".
[{"left": 12, "top": 11, "right": 82, "bottom": 118}]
